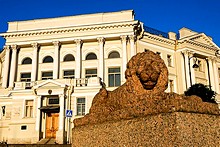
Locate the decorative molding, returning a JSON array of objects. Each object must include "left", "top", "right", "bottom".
[
  {"left": 11, "top": 44, "right": 18, "bottom": 50},
  {"left": 2, "top": 22, "right": 135, "bottom": 38},
  {"left": 143, "top": 33, "right": 175, "bottom": 45},
  {"left": 74, "top": 39, "right": 83, "bottom": 46},
  {"left": 52, "top": 41, "right": 61, "bottom": 47},
  {"left": 31, "top": 42, "right": 40, "bottom": 48},
  {"left": 120, "top": 35, "right": 127, "bottom": 42},
  {"left": 97, "top": 37, "right": 105, "bottom": 44},
  {"left": 3, "top": 45, "right": 10, "bottom": 51}
]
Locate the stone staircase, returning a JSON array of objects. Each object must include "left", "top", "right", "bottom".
[{"left": 37, "top": 138, "right": 57, "bottom": 144}]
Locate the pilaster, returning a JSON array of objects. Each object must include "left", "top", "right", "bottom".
[
  {"left": 53, "top": 41, "right": 61, "bottom": 79},
  {"left": 120, "top": 35, "right": 127, "bottom": 82},
  {"left": 31, "top": 43, "right": 40, "bottom": 82},
  {"left": 2, "top": 45, "right": 10, "bottom": 88},
  {"left": 75, "top": 39, "right": 83, "bottom": 79},
  {"left": 97, "top": 37, "right": 105, "bottom": 81},
  {"left": 9, "top": 44, "right": 18, "bottom": 88},
  {"left": 129, "top": 35, "right": 136, "bottom": 58}
]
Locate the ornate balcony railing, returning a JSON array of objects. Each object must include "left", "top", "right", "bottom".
[{"left": 144, "top": 25, "right": 169, "bottom": 39}]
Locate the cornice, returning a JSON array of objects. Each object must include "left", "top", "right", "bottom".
[
  {"left": 178, "top": 39, "right": 218, "bottom": 52},
  {"left": 1, "top": 21, "right": 138, "bottom": 38},
  {"left": 143, "top": 32, "right": 175, "bottom": 45}
]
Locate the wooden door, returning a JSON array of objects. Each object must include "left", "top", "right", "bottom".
[{"left": 46, "top": 113, "right": 59, "bottom": 138}]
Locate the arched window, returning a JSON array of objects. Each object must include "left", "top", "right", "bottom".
[
  {"left": 64, "top": 54, "right": 75, "bottom": 62},
  {"left": 43, "top": 56, "right": 53, "bottom": 63},
  {"left": 22, "top": 57, "right": 32, "bottom": 64},
  {"left": 108, "top": 51, "right": 120, "bottom": 58},
  {"left": 85, "top": 53, "right": 97, "bottom": 60}
]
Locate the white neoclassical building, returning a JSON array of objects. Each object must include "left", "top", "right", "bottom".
[{"left": 0, "top": 10, "right": 220, "bottom": 144}]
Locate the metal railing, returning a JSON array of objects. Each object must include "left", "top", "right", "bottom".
[{"left": 144, "top": 25, "right": 169, "bottom": 38}]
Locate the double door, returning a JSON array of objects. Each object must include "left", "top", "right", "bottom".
[{"left": 46, "top": 113, "right": 59, "bottom": 138}]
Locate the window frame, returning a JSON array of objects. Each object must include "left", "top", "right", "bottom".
[
  {"left": 24, "top": 100, "right": 34, "bottom": 118},
  {"left": 85, "top": 68, "right": 97, "bottom": 78},
  {"left": 22, "top": 57, "right": 32, "bottom": 65},
  {"left": 76, "top": 98, "right": 85, "bottom": 116},
  {"left": 41, "top": 71, "right": 53, "bottom": 80},
  {"left": 63, "top": 70, "right": 75, "bottom": 79},
  {"left": 108, "top": 51, "right": 120, "bottom": 59},
  {"left": 43, "top": 56, "right": 54, "bottom": 63},
  {"left": 63, "top": 54, "right": 75, "bottom": 62},
  {"left": 108, "top": 67, "right": 121, "bottom": 87},
  {"left": 85, "top": 53, "right": 97, "bottom": 60}
]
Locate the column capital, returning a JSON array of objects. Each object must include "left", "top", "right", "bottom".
[
  {"left": 206, "top": 56, "right": 215, "bottom": 61},
  {"left": 74, "top": 39, "right": 83, "bottom": 45},
  {"left": 3, "top": 45, "right": 10, "bottom": 51},
  {"left": 31, "top": 42, "right": 40, "bottom": 48},
  {"left": 120, "top": 35, "right": 128, "bottom": 42},
  {"left": 97, "top": 37, "right": 105, "bottom": 44},
  {"left": 128, "top": 34, "right": 136, "bottom": 41},
  {"left": 52, "top": 41, "right": 61, "bottom": 47},
  {"left": 11, "top": 44, "right": 18, "bottom": 50}
]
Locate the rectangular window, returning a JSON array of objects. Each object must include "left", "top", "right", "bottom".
[
  {"left": 76, "top": 98, "right": 85, "bottom": 116},
  {"left": 63, "top": 70, "right": 75, "bottom": 79},
  {"left": 108, "top": 67, "right": 121, "bottom": 87},
  {"left": 25, "top": 100, "right": 33, "bottom": 118},
  {"left": 48, "top": 98, "right": 59, "bottom": 105},
  {"left": 85, "top": 69, "right": 97, "bottom": 78},
  {"left": 42, "top": 71, "right": 53, "bottom": 80},
  {"left": 21, "top": 73, "right": 32, "bottom": 89},
  {"left": 167, "top": 55, "right": 172, "bottom": 67},
  {"left": 21, "top": 73, "right": 31, "bottom": 82}
]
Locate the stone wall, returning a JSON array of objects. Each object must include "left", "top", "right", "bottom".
[{"left": 72, "top": 112, "right": 220, "bottom": 147}]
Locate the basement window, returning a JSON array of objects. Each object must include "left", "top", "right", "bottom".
[{"left": 21, "top": 125, "right": 27, "bottom": 130}]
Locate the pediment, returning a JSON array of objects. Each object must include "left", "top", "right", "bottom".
[
  {"left": 188, "top": 33, "right": 219, "bottom": 48},
  {"left": 33, "top": 80, "right": 66, "bottom": 89}
]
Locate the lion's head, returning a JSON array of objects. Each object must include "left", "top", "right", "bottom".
[{"left": 125, "top": 50, "right": 168, "bottom": 94}]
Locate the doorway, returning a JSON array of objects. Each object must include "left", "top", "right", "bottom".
[{"left": 46, "top": 113, "right": 59, "bottom": 138}]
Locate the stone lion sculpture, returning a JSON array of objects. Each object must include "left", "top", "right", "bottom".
[{"left": 74, "top": 50, "right": 219, "bottom": 126}]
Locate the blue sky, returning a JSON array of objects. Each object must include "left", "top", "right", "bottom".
[{"left": 0, "top": 0, "right": 220, "bottom": 49}]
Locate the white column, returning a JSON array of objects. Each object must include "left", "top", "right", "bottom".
[
  {"left": 53, "top": 41, "right": 60, "bottom": 79},
  {"left": 9, "top": 45, "right": 18, "bottom": 88},
  {"left": 35, "top": 96, "right": 41, "bottom": 131},
  {"left": 189, "top": 52, "right": 196, "bottom": 85},
  {"left": 207, "top": 57, "right": 215, "bottom": 91},
  {"left": 213, "top": 57, "right": 219, "bottom": 93},
  {"left": 59, "top": 94, "right": 65, "bottom": 130},
  {"left": 2, "top": 46, "right": 10, "bottom": 88},
  {"left": 129, "top": 35, "right": 136, "bottom": 58},
  {"left": 97, "top": 37, "right": 105, "bottom": 81},
  {"left": 31, "top": 43, "right": 39, "bottom": 82},
  {"left": 121, "top": 35, "right": 127, "bottom": 82},
  {"left": 75, "top": 39, "right": 82, "bottom": 79},
  {"left": 182, "top": 50, "right": 190, "bottom": 89}
]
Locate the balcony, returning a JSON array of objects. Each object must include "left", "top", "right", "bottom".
[
  {"left": 14, "top": 81, "right": 33, "bottom": 90},
  {"left": 14, "top": 77, "right": 101, "bottom": 90}
]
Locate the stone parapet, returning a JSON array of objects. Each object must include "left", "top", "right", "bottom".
[{"left": 72, "top": 112, "right": 220, "bottom": 147}]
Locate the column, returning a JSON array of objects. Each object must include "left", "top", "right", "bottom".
[
  {"left": 57, "top": 94, "right": 65, "bottom": 144},
  {"left": 182, "top": 50, "right": 190, "bottom": 89},
  {"left": 59, "top": 94, "right": 65, "bottom": 130},
  {"left": 31, "top": 43, "right": 39, "bottom": 82},
  {"left": 189, "top": 52, "right": 196, "bottom": 85},
  {"left": 213, "top": 57, "right": 219, "bottom": 93},
  {"left": 129, "top": 35, "right": 136, "bottom": 58},
  {"left": 75, "top": 39, "right": 82, "bottom": 79},
  {"left": 35, "top": 96, "right": 41, "bottom": 131},
  {"left": 9, "top": 45, "right": 18, "bottom": 88},
  {"left": 2, "top": 46, "right": 10, "bottom": 88},
  {"left": 121, "top": 35, "right": 127, "bottom": 82},
  {"left": 207, "top": 57, "right": 215, "bottom": 91},
  {"left": 97, "top": 37, "right": 105, "bottom": 81},
  {"left": 53, "top": 41, "right": 60, "bottom": 79}
]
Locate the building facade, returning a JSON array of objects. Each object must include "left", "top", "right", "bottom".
[{"left": 0, "top": 10, "right": 219, "bottom": 144}]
